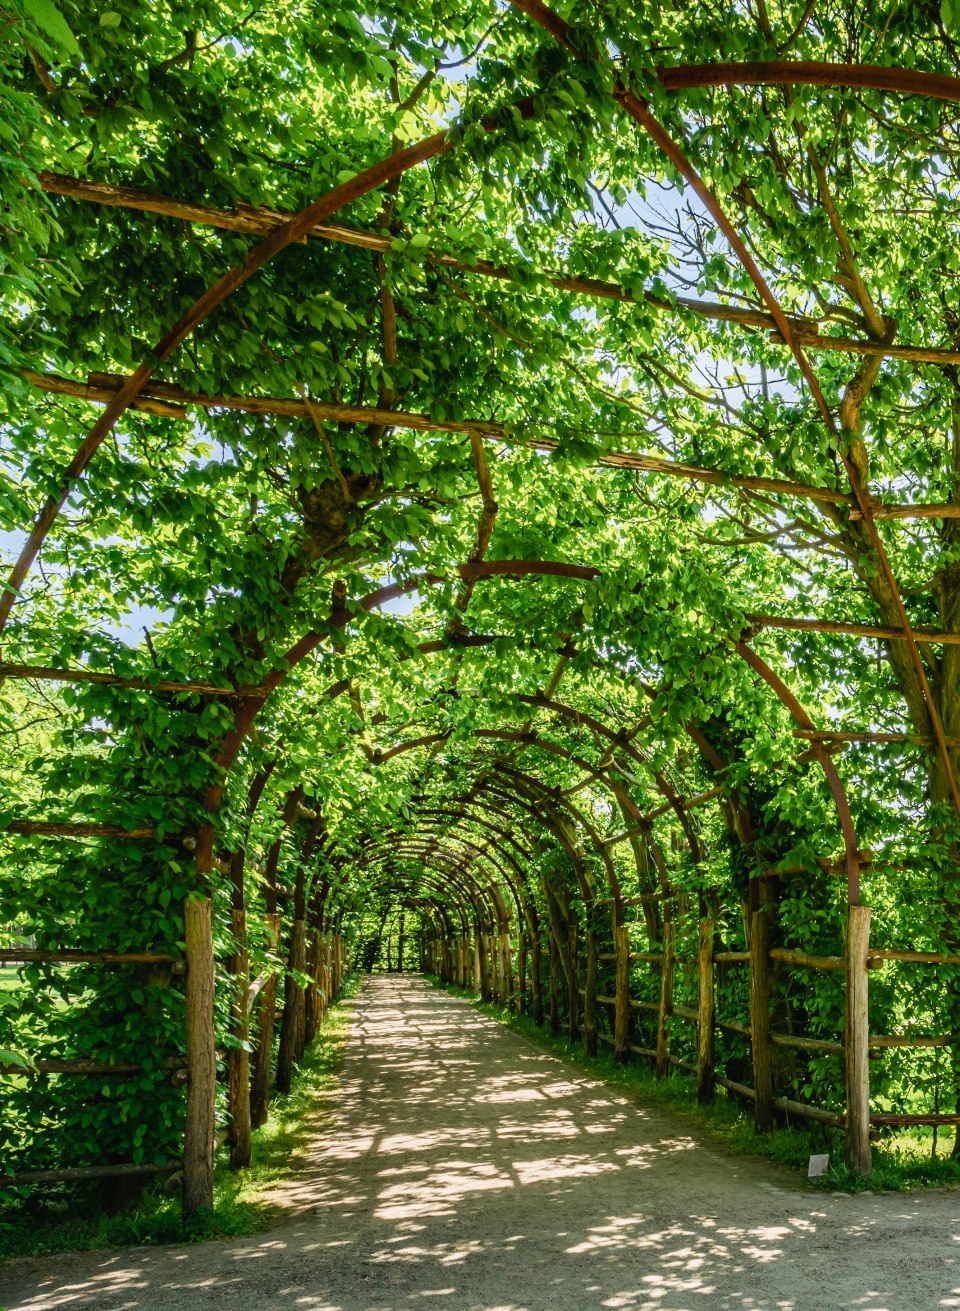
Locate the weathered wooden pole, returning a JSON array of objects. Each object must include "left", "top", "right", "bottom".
[
  {"left": 845, "top": 904, "right": 872, "bottom": 1175},
  {"left": 749, "top": 908, "right": 774, "bottom": 1131},
  {"left": 696, "top": 917, "right": 715, "bottom": 1104},
  {"left": 183, "top": 894, "right": 216, "bottom": 1219},
  {"left": 530, "top": 921, "right": 544, "bottom": 1025},
  {"left": 614, "top": 922, "right": 631, "bottom": 1063},
  {"left": 397, "top": 910, "right": 405, "bottom": 974},
  {"left": 517, "top": 931, "right": 527, "bottom": 1015},
  {"left": 548, "top": 931, "right": 560, "bottom": 1034},
  {"left": 478, "top": 930, "right": 492, "bottom": 1001},
  {"left": 227, "top": 906, "right": 252, "bottom": 1168},
  {"left": 276, "top": 916, "right": 306, "bottom": 1094},
  {"left": 250, "top": 911, "right": 281, "bottom": 1128},
  {"left": 489, "top": 930, "right": 500, "bottom": 1001},
  {"left": 655, "top": 918, "right": 674, "bottom": 1081},
  {"left": 567, "top": 909, "right": 580, "bottom": 1043},
  {"left": 584, "top": 918, "right": 598, "bottom": 1056},
  {"left": 303, "top": 925, "right": 321, "bottom": 1045},
  {"left": 501, "top": 927, "right": 514, "bottom": 1008}
]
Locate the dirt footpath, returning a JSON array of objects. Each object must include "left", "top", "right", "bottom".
[{"left": 4, "top": 975, "right": 960, "bottom": 1311}]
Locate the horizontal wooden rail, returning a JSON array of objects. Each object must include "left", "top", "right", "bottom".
[
  {"left": 37, "top": 171, "right": 960, "bottom": 378},
  {"left": 717, "top": 1018, "right": 751, "bottom": 1036},
  {"left": 2, "top": 822, "right": 154, "bottom": 838},
  {"left": 774, "top": 1096, "right": 843, "bottom": 1127},
  {"left": 714, "top": 951, "right": 750, "bottom": 963},
  {"left": 671, "top": 1004, "right": 698, "bottom": 1023},
  {"left": 717, "top": 1076, "right": 756, "bottom": 1100},
  {"left": 771, "top": 1032, "right": 843, "bottom": 1054},
  {"left": 869, "top": 949, "right": 960, "bottom": 965},
  {"left": 247, "top": 968, "right": 278, "bottom": 1007},
  {"left": 769, "top": 946, "right": 845, "bottom": 971},
  {"left": 870, "top": 1112, "right": 960, "bottom": 1127},
  {"left": 0, "top": 950, "right": 184, "bottom": 969},
  {"left": 868, "top": 1033, "right": 957, "bottom": 1048},
  {"left": 2, "top": 1160, "right": 180, "bottom": 1185},
  {"left": 0, "top": 661, "right": 250, "bottom": 697}
]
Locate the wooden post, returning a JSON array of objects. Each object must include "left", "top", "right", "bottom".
[
  {"left": 584, "top": 921, "right": 598, "bottom": 1056},
  {"left": 548, "top": 932, "right": 560, "bottom": 1035},
  {"left": 517, "top": 931, "right": 527, "bottom": 1016},
  {"left": 489, "top": 931, "right": 499, "bottom": 1001},
  {"left": 567, "top": 910, "right": 580, "bottom": 1043},
  {"left": 655, "top": 919, "right": 674, "bottom": 1081},
  {"left": 697, "top": 917, "right": 715, "bottom": 1104},
  {"left": 322, "top": 932, "right": 331, "bottom": 1008},
  {"left": 397, "top": 910, "right": 405, "bottom": 973},
  {"left": 478, "top": 931, "right": 491, "bottom": 1001},
  {"left": 276, "top": 917, "right": 306, "bottom": 1094},
  {"left": 303, "top": 928, "right": 321, "bottom": 1045},
  {"left": 250, "top": 912, "right": 281, "bottom": 1129},
  {"left": 614, "top": 923, "right": 630, "bottom": 1063},
  {"left": 183, "top": 895, "right": 216, "bottom": 1219},
  {"left": 227, "top": 908, "right": 252, "bottom": 1168},
  {"left": 531, "top": 924, "right": 544, "bottom": 1025},
  {"left": 501, "top": 929, "right": 514, "bottom": 1008},
  {"left": 750, "top": 908, "right": 774, "bottom": 1131},
  {"left": 845, "top": 904, "right": 872, "bottom": 1175}
]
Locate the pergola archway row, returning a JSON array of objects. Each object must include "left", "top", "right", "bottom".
[{"left": 7, "top": 15, "right": 960, "bottom": 1215}]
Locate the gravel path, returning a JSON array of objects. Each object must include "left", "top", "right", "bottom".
[{"left": 4, "top": 975, "right": 960, "bottom": 1310}]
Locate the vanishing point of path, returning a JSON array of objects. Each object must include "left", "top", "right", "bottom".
[{"left": 4, "top": 976, "right": 960, "bottom": 1311}]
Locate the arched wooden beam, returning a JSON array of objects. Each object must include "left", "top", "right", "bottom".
[
  {"left": 517, "top": 694, "right": 704, "bottom": 863},
  {"left": 0, "top": 98, "right": 537, "bottom": 632},
  {"left": 658, "top": 60, "right": 960, "bottom": 104},
  {"left": 356, "top": 865, "right": 474, "bottom": 934},
  {"left": 737, "top": 640, "right": 860, "bottom": 904},
  {"left": 358, "top": 729, "right": 624, "bottom": 908},
  {"left": 354, "top": 829, "right": 511, "bottom": 918},
  {"left": 354, "top": 846, "right": 496, "bottom": 933},
  {"left": 369, "top": 819, "right": 529, "bottom": 929},
  {"left": 509, "top": 0, "right": 960, "bottom": 815},
  {"left": 341, "top": 856, "right": 473, "bottom": 935},
  {"left": 359, "top": 829, "right": 518, "bottom": 929}
]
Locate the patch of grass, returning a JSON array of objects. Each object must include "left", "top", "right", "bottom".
[
  {"left": 428, "top": 976, "right": 960, "bottom": 1195},
  {"left": 0, "top": 976, "right": 359, "bottom": 1264}
]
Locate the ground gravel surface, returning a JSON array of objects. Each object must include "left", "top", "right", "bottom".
[{"left": 3, "top": 975, "right": 960, "bottom": 1310}]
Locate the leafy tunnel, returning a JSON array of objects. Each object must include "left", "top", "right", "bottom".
[{"left": 4, "top": 0, "right": 960, "bottom": 1228}]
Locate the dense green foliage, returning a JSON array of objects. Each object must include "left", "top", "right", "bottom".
[{"left": 3, "top": 0, "right": 960, "bottom": 1207}]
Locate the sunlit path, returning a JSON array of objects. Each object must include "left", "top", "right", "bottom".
[{"left": 4, "top": 976, "right": 959, "bottom": 1311}]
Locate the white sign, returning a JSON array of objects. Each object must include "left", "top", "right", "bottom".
[{"left": 808, "top": 1153, "right": 830, "bottom": 1178}]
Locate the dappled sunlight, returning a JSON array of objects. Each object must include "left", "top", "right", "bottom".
[{"left": 6, "top": 977, "right": 960, "bottom": 1311}]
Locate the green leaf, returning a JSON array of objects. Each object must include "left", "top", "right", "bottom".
[{"left": 23, "top": 0, "right": 80, "bottom": 52}]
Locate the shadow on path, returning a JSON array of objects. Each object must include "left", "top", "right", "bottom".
[{"left": 3, "top": 976, "right": 960, "bottom": 1310}]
